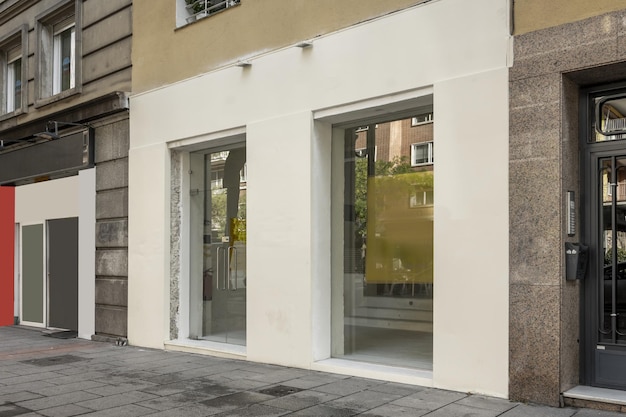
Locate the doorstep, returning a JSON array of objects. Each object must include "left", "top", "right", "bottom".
[
  {"left": 563, "top": 385, "right": 626, "bottom": 412},
  {"left": 164, "top": 338, "right": 246, "bottom": 360},
  {"left": 312, "top": 357, "right": 433, "bottom": 387}
]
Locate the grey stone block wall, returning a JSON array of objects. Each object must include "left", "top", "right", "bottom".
[
  {"left": 509, "top": 10, "right": 626, "bottom": 406},
  {"left": 94, "top": 116, "right": 129, "bottom": 338}
]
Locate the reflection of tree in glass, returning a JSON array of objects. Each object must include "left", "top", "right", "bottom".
[
  {"left": 211, "top": 189, "right": 227, "bottom": 234},
  {"left": 211, "top": 189, "right": 246, "bottom": 234},
  {"left": 354, "top": 156, "right": 413, "bottom": 238}
]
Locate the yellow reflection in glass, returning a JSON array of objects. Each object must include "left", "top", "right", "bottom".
[{"left": 365, "top": 171, "right": 433, "bottom": 284}]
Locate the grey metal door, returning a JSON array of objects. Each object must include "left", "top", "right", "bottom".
[
  {"left": 22, "top": 224, "right": 43, "bottom": 324},
  {"left": 47, "top": 217, "right": 78, "bottom": 330}
]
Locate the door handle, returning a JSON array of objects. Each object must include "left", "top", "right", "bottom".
[
  {"left": 216, "top": 246, "right": 226, "bottom": 290},
  {"left": 229, "top": 247, "right": 237, "bottom": 291}
]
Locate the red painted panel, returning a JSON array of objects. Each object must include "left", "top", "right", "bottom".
[{"left": 0, "top": 187, "right": 15, "bottom": 326}]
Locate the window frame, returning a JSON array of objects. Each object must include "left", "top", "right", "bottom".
[
  {"left": 176, "top": 0, "right": 242, "bottom": 28},
  {"left": 0, "top": 25, "right": 27, "bottom": 120},
  {"left": 411, "top": 141, "right": 434, "bottom": 166},
  {"left": 411, "top": 112, "right": 433, "bottom": 126},
  {"left": 35, "top": 0, "right": 82, "bottom": 107},
  {"left": 52, "top": 18, "right": 76, "bottom": 95}
]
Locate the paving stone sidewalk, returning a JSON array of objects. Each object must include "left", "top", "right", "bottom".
[{"left": 0, "top": 326, "right": 619, "bottom": 416}]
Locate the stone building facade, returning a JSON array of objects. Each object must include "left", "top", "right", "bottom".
[
  {"left": 0, "top": 0, "right": 131, "bottom": 340},
  {"left": 510, "top": 0, "right": 626, "bottom": 409}
]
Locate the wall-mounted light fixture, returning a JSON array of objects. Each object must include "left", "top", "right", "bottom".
[
  {"left": 33, "top": 121, "right": 90, "bottom": 141},
  {"left": 296, "top": 40, "right": 313, "bottom": 48},
  {"left": 235, "top": 60, "right": 251, "bottom": 67}
]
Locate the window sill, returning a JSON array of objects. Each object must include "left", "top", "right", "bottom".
[
  {"left": 0, "top": 108, "right": 25, "bottom": 123},
  {"left": 34, "top": 87, "right": 80, "bottom": 109}
]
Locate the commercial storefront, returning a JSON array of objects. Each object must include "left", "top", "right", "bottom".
[
  {"left": 0, "top": 129, "right": 96, "bottom": 338},
  {"left": 129, "top": 0, "right": 510, "bottom": 397}
]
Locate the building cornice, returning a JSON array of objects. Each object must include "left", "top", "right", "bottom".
[{"left": 0, "top": 91, "right": 129, "bottom": 144}]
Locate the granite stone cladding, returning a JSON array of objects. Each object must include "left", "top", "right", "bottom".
[{"left": 509, "top": 8, "right": 626, "bottom": 406}]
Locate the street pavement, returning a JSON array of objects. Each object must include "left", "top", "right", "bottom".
[{"left": 0, "top": 325, "right": 622, "bottom": 416}]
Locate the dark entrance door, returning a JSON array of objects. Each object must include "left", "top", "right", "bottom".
[
  {"left": 583, "top": 86, "right": 626, "bottom": 389},
  {"left": 47, "top": 217, "right": 78, "bottom": 331}
]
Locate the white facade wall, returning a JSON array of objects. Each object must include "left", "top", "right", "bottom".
[{"left": 129, "top": 0, "right": 511, "bottom": 397}]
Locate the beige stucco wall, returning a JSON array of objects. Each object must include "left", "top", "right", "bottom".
[
  {"left": 514, "top": 0, "right": 626, "bottom": 34},
  {"left": 132, "top": 0, "right": 426, "bottom": 93}
]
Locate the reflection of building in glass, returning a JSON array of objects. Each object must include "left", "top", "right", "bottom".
[{"left": 342, "top": 113, "right": 434, "bottom": 370}]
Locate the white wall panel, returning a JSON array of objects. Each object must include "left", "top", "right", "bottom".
[
  {"left": 15, "top": 176, "right": 80, "bottom": 223},
  {"left": 129, "top": 0, "right": 510, "bottom": 397},
  {"left": 433, "top": 68, "right": 509, "bottom": 397}
]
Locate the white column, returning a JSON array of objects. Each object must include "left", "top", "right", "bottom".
[{"left": 78, "top": 168, "right": 96, "bottom": 339}]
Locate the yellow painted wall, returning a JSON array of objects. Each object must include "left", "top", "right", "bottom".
[
  {"left": 132, "top": 0, "right": 425, "bottom": 94},
  {"left": 514, "top": 0, "right": 626, "bottom": 34}
]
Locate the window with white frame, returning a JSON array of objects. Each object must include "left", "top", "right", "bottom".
[
  {"left": 6, "top": 48, "right": 22, "bottom": 114},
  {"left": 411, "top": 112, "right": 433, "bottom": 126},
  {"left": 176, "top": 0, "right": 241, "bottom": 27},
  {"left": 0, "top": 27, "right": 26, "bottom": 118},
  {"left": 411, "top": 141, "right": 434, "bottom": 166},
  {"left": 52, "top": 17, "right": 75, "bottom": 95},
  {"left": 36, "top": 1, "right": 81, "bottom": 104}
]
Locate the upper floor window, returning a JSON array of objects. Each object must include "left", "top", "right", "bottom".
[
  {"left": 0, "top": 26, "right": 26, "bottom": 118},
  {"left": 177, "top": 0, "right": 241, "bottom": 27},
  {"left": 52, "top": 17, "right": 75, "bottom": 94},
  {"left": 36, "top": 0, "right": 82, "bottom": 106},
  {"left": 6, "top": 46, "right": 22, "bottom": 113},
  {"left": 411, "top": 112, "right": 433, "bottom": 126}
]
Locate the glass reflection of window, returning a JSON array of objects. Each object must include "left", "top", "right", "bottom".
[
  {"left": 411, "top": 142, "right": 434, "bottom": 166},
  {"left": 595, "top": 97, "right": 626, "bottom": 142}
]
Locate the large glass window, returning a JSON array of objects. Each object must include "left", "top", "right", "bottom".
[
  {"left": 189, "top": 144, "right": 247, "bottom": 346},
  {"left": 335, "top": 108, "right": 434, "bottom": 370}
]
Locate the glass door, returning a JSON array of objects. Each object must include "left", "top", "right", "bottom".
[
  {"left": 191, "top": 145, "right": 246, "bottom": 346},
  {"left": 583, "top": 88, "right": 626, "bottom": 389},
  {"left": 588, "top": 154, "right": 626, "bottom": 388},
  {"left": 336, "top": 112, "right": 434, "bottom": 370},
  {"left": 598, "top": 157, "right": 626, "bottom": 347}
]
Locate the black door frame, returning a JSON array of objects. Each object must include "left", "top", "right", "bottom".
[{"left": 581, "top": 82, "right": 626, "bottom": 388}]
